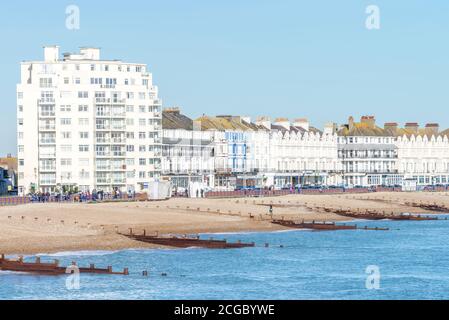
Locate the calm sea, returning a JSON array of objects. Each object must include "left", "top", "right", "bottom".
[{"left": 2, "top": 217, "right": 449, "bottom": 300}]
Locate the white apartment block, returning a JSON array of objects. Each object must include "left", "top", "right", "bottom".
[{"left": 17, "top": 46, "right": 162, "bottom": 195}]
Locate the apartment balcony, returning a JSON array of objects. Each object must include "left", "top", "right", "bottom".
[
  {"left": 100, "top": 84, "right": 116, "bottom": 89},
  {"left": 96, "top": 166, "right": 111, "bottom": 171},
  {"left": 111, "top": 110, "right": 126, "bottom": 117},
  {"left": 96, "top": 178, "right": 112, "bottom": 184},
  {"left": 39, "top": 139, "right": 56, "bottom": 145},
  {"left": 112, "top": 152, "right": 126, "bottom": 157},
  {"left": 38, "top": 98, "right": 55, "bottom": 104},
  {"left": 40, "top": 181, "right": 57, "bottom": 186},
  {"left": 96, "top": 125, "right": 111, "bottom": 130},
  {"left": 95, "top": 98, "right": 109, "bottom": 104},
  {"left": 112, "top": 166, "right": 127, "bottom": 171},
  {"left": 96, "top": 152, "right": 111, "bottom": 157},
  {"left": 39, "top": 125, "right": 56, "bottom": 131},
  {"left": 112, "top": 99, "right": 126, "bottom": 105},
  {"left": 39, "top": 112, "right": 56, "bottom": 118},
  {"left": 112, "top": 179, "right": 126, "bottom": 185},
  {"left": 96, "top": 111, "right": 111, "bottom": 117},
  {"left": 40, "top": 153, "right": 56, "bottom": 159},
  {"left": 111, "top": 126, "right": 126, "bottom": 131},
  {"left": 111, "top": 139, "right": 126, "bottom": 144},
  {"left": 96, "top": 139, "right": 111, "bottom": 144},
  {"left": 95, "top": 98, "right": 126, "bottom": 104}
]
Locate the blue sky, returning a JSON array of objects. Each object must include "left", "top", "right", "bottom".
[{"left": 1, "top": 1, "right": 449, "bottom": 155}]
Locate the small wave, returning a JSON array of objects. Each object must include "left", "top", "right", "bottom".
[
  {"left": 201, "top": 229, "right": 299, "bottom": 236},
  {"left": 0, "top": 271, "right": 29, "bottom": 276},
  {"left": 37, "top": 250, "right": 119, "bottom": 257}
]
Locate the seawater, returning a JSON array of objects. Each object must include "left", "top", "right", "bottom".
[{"left": 2, "top": 217, "right": 449, "bottom": 300}]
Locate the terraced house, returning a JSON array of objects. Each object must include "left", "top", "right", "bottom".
[{"left": 338, "top": 116, "right": 449, "bottom": 188}]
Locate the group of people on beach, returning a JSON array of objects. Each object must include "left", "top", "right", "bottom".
[{"left": 29, "top": 188, "right": 136, "bottom": 203}]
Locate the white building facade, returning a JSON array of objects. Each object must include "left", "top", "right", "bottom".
[
  {"left": 17, "top": 46, "right": 162, "bottom": 195},
  {"left": 396, "top": 125, "right": 449, "bottom": 186},
  {"left": 161, "top": 109, "right": 215, "bottom": 190}
]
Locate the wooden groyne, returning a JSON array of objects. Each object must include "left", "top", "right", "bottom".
[
  {"left": 271, "top": 219, "right": 389, "bottom": 231},
  {"left": 331, "top": 208, "right": 441, "bottom": 221},
  {"left": 0, "top": 254, "right": 128, "bottom": 276},
  {"left": 404, "top": 202, "right": 449, "bottom": 213},
  {"left": 123, "top": 229, "right": 256, "bottom": 249}
]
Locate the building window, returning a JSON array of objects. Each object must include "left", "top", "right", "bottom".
[
  {"left": 79, "top": 118, "right": 89, "bottom": 125},
  {"left": 61, "top": 159, "right": 72, "bottom": 166},
  {"left": 78, "top": 91, "right": 89, "bottom": 98},
  {"left": 61, "top": 132, "right": 72, "bottom": 139},
  {"left": 17, "top": 92, "right": 23, "bottom": 99},
  {"left": 78, "top": 105, "right": 89, "bottom": 112},
  {"left": 61, "top": 118, "right": 72, "bottom": 125},
  {"left": 60, "top": 105, "right": 72, "bottom": 112},
  {"left": 79, "top": 145, "right": 89, "bottom": 152},
  {"left": 61, "top": 145, "right": 72, "bottom": 152},
  {"left": 79, "top": 132, "right": 89, "bottom": 139}
]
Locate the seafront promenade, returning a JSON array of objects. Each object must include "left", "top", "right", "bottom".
[{"left": 3, "top": 185, "right": 449, "bottom": 206}]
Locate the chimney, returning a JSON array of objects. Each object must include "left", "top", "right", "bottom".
[
  {"left": 274, "top": 118, "right": 291, "bottom": 130},
  {"left": 324, "top": 123, "right": 338, "bottom": 135},
  {"left": 163, "top": 107, "right": 181, "bottom": 114},
  {"left": 348, "top": 116, "right": 355, "bottom": 131},
  {"left": 44, "top": 46, "right": 59, "bottom": 62},
  {"left": 405, "top": 122, "right": 419, "bottom": 134},
  {"left": 361, "top": 115, "right": 376, "bottom": 128},
  {"left": 425, "top": 123, "right": 439, "bottom": 136},
  {"left": 384, "top": 122, "right": 398, "bottom": 132},
  {"left": 293, "top": 118, "right": 309, "bottom": 131},
  {"left": 256, "top": 116, "right": 271, "bottom": 130}
]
